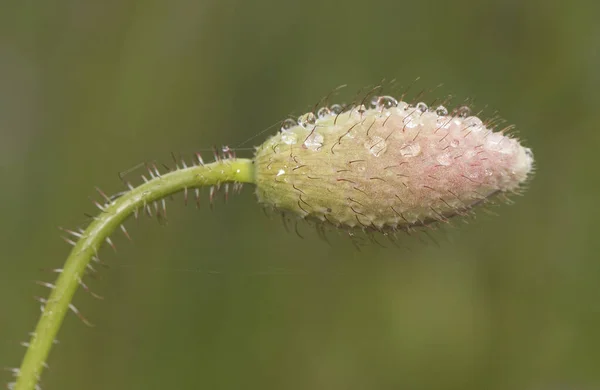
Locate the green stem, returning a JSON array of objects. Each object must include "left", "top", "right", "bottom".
[{"left": 15, "top": 158, "right": 255, "bottom": 390}]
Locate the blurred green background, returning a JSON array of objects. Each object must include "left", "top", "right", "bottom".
[{"left": 2, "top": 0, "right": 599, "bottom": 389}]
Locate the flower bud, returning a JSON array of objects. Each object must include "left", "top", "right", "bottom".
[{"left": 254, "top": 99, "right": 534, "bottom": 230}]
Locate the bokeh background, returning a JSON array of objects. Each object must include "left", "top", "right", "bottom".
[{"left": 2, "top": 0, "right": 599, "bottom": 389}]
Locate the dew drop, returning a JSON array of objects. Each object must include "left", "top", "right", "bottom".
[
  {"left": 400, "top": 141, "right": 421, "bottom": 157},
  {"left": 373, "top": 95, "right": 399, "bottom": 110},
  {"left": 435, "top": 105, "right": 448, "bottom": 116},
  {"left": 355, "top": 104, "right": 367, "bottom": 114},
  {"left": 303, "top": 131, "right": 324, "bottom": 151},
  {"left": 464, "top": 116, "right": 483, "bottom": 129},
  {"left": 416, "top": 102, "right": 428, "bottom": 113},
  {"left": 419, "top": 110, "right": 438, "bottom": 127},
  {"left": 330, "top": 104, "right": 344, "bottom": 114},
  {"left": 454, "top": 106, "right": 471, "bottom": 118},
  {"left": 297, "top": 112, "right": 317, "bottom": 128},
  {"left": 281, "top": 130, "right": 298, "bottom": 145},
  {"left": 436, "top": 116, "right": 452, "bottom": 129},
  {"left": 397, "top": 101, "right": 409, "bottom": 111},
  {"left": 280, "top": 118, "right": 297, "bottom": 131},
  {"left": 277, "top": 169, "right": 285, "bottom": 177},
  {"left": 436, "top": 153, "right": 452, "bottom": 166},
  {"left": 484, "top": 168, "right": 493, "bottom": 177},
  {"left": 369, "top": 96, "right": 379, "bottom": 108},
  {"left": 403, "top": 110, "right": 421, "bottom": 129},
  {"left": 317, "top": 107, "right": 331, "bottom": 119},
  {"left": 450, "top": 139, "right": 460, "bottom": 148},
  {"left": 524, "top": 147, "right": 534, "bottom": 160},
  {"left": 364, "top": 136, "right": 388, "bottom": 157}
]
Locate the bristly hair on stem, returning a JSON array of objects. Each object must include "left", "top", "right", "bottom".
[{"left": 12, "top": 157, "right": 255, "bottom": 390}]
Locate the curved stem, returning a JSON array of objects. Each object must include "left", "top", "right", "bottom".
[{"left": 15, "top": 158, "right": 255, "bottom": 390}]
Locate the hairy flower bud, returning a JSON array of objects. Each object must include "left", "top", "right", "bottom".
[{"left": 254, "top": 98, "right": 534, "bottom": 230}]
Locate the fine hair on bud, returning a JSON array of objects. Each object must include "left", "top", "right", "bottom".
[{"left": 254, "top": 96, "right": 534, "bottom": 232}]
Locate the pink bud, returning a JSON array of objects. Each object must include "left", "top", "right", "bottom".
[{"left": 254, "top": 98, "right": 534, "bottom": 230}]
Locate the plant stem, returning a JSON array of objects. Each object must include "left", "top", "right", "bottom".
[{"left": 15, "top": 158, "right": 255, "bottom": 390}]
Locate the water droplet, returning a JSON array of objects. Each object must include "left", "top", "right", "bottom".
[
  {"left": 416, "top": 102, "right": 428, "bottom": 113},
  {"left": 373, "top": 95, "right": 399, "bottom": 110},
  {"left": 452, "top": 118, "right": 463, "bottom": 127},
  {"left": 419, "top": 111, "right": 438, "bottom": 127},
  {"left": 524, "top": 147, "right": 534, "bottom": 160},
  {"left": 369, "top": 96, "right": 379, "bottom": 108},
  {"left": 397, "top": 101, "right": 409, "bottom": 111},
  {"left": 454, "top": 106, "right": 471, "bottom": 118},
  {"left": 450, "top": 139, "right": 460, "bottom": 148},
  {"left": 364, "top": 136, "right": 388, "bottom": 157},
  {"left": 435, "top": 105, "right": 448, "bottom": 116},
  {"left": 484, "top": 168, "right": 493, "bottom": 177},
  {"left": 436, "top": 153, "right": 452, "bottom": 166},
  {"left": 303, "top": 131, "right": 324, "bottom": 151},
  {"left": 297, "top": 112, "right": 317, "bottom": 128},
  {"left": 277, "top": 169, "right": 285, "bottom": 176},
  {"left": 436, "top": 116, "right": 452, "bottom": 129},
  {"left": 403, "top": 110, "right": 421, "bottom": 129},
  {"left": 400, "top": 142, "right": 421, "bottom": 157},
  {"left": 330, "top": 104, "right": 344, "bottom": 114},
  {"left": 464, "top": 116, "right": 483, "bottom": 129},
  {"left": 317, "top": 107, "right": 331, "bottom": 118},
  {"left": 280, "top": 118, "right": 296, "bottom": 131},
  {"left": 281, "top": 130, "right": 298, "bottom": 145},
  {"left": 355, "top": 104, "right": 367, "bottom": 114}
]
